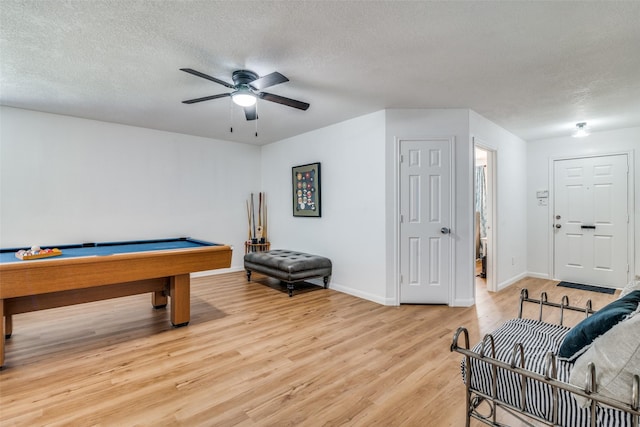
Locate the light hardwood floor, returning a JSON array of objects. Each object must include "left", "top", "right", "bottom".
[{"left": 0, "top": 272, "right": 618, "bottom": 426}]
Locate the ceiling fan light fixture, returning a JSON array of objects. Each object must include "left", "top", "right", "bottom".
[
  {"left": 231, "top": 89, "right": 256, "bottom": 107},
  {"left": 573, "top": 122, "right": 589, "bottom": 138},
  {"left": 181, "top": 68, "right": 309, "bottom": 117}
]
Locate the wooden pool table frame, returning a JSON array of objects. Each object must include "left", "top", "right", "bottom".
[{"left": 0, "top": 243, "right": 232, "bottom": 367}]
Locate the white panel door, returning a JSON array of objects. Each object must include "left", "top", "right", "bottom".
[
  {"left": 553, "top": 154, "right": 628, "bottom": 287},
  {"left": 399, "top": 139, "right": 452, "bottom": 304}
]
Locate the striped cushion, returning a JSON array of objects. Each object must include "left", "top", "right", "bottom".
[{"left": 462, "top": 318, "right": 633, "bottom": 426}]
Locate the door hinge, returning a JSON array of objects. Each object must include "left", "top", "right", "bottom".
[
  {"left": 400, "top": 275, "right": 403, "bottom": 284},
  {"left": 400, "top": 214, "right": 404, "bottom": 223},
  {"left": 400, "top": 154, "right": 404, "bottom": 163}
]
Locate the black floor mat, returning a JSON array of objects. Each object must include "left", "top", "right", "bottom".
[{"left": 557, "top": 281, "right": 615, "bottom": 294}]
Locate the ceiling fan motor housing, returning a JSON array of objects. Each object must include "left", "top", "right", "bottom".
[{"left": 232, "top": 70, "right": 259, "bottom": 86}]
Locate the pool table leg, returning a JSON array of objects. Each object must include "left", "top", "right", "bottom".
[
  {"left": 151, "top": 290, "right": 168, "bottom": 309},
  {"left": 1, "top": 299, "right": 4, "bottom": 368},
  {"left": 170, "top": 274, "right": 190, "bottom": 327},
  {"left": 4, "top": 314, "right": 11, "bottom": 338}
]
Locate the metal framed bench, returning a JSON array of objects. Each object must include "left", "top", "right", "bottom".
[
  {"left": 450, "top": 289, "right": 640, "bottom": 426},
  {"left": 244, "top": 249, "right": 332, "bottom": 297}
]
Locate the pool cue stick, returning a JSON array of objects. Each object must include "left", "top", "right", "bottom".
[
  {"left": 246, "top": 200, "right": 252, "bottom": 240},
  {"left": 258, "top": 192, "right": 262, "bottom": 228},
  {"left": 261, "top": 193, "right": 266, "bottom": 239},
  {"left": 251, "top": 193, "right": 256, "bottom": 239},
  {"left": 263, "top": 195, "right": 268, "bottom": 240}
]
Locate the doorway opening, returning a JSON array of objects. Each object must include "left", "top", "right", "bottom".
[{"left": 474, "top": 144, "right": 496, "bottom": 291}]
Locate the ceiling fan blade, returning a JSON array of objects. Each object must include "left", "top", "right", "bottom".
[
  {"left": 244, "top": 105, "right": 258, "bottom": 121},
  {"left": 259, "top": 92, "right": 310, "bottom": 110},
  {"left": 180, "top": 68, "right": 235, "bottom": 89},
  {"left": 250, "top": 72, "right": 289, "bottom": 90},
  {"left": 182, "top": 93, "right": 230, "bottom": 104}
]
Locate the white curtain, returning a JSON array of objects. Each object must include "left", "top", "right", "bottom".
[{"left": 475, "top": 166, "right": 487, "bottom": 258}]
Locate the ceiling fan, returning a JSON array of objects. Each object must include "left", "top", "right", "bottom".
[{"left": 180, "top": 68, "right": 310, "bottom": 121}]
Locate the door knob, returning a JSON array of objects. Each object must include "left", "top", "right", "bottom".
[
  {"left": 555, "top": 224, "right": 562, "bottom": 229},
  {"left": 441, "top": 227, "right": 451, "bottom": 234}
]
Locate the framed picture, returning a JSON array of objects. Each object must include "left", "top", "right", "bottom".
[{"left": 292, "top": 162, "right": 321, "bottom": 217}]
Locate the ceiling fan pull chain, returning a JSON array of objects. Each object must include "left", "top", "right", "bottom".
[
  {"left": 255, "top": 104, "right": 259, "bottom": 137},
  {"left": 229, "top": 99, "right": 234, "bottom": 133}
]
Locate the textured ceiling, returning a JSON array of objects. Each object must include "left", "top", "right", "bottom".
[{"left": 1, "top": 1, "right": 639, "bottom": 145}]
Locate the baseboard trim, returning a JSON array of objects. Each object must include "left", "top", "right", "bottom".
[
  {"left": 328, "top": 282, "right": 392, "bottom": 306},
  {"left": 194, "top": 270, "right": 393, "bottom": 306},
  {"left": 192, "top": 266, "right": 245, "bottom": 278},
  {"left": 451, "top": 298, "right": 475, "bottom": 307},
  {"left": 526, "top": 271, "right": 551, "bottom": 280},
  {"left": 497, "top": 272, "right": 528, "bottom": 291}
]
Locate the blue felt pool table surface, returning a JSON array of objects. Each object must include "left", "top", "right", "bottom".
[{"left": 0, "top": 237, "right": 220, "bottom": 263}]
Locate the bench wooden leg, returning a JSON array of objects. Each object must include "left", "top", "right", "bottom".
[
  {"left": 287, "top": 283, "right": 294, "bottom": 297},
  {"left": 246, "top": 270, "right": 252, "bottom": 282},
  {"left": 323, "top": 276, "right": 329, "bottom": 288}
]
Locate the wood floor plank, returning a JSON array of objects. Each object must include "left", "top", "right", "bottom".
[{"left": 0, "top": 273, "right": 618, "bottom": 426}]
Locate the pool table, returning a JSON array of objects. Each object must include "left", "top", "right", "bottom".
[{"left": 0, "top": 237, "right": 232, "bottom": 367}]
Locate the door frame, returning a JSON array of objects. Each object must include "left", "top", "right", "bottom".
[
  {"left": 473, "top": 140, "right": 498, "bottom": 292},
  {"left": 548, "top": 150, "right": 635, "bottom": 285},
  {"left": 393, "top": 136, "right": 456, "bottom": 305}
]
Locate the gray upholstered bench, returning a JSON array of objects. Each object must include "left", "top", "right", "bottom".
[{"left": 244, "top": 249, "right": 332, "bottom": 297}]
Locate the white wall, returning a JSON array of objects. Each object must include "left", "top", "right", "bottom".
[
  {"left": 0, "top": 105, "right": 535, "bottom": 305},
  {"left": 384, "top": 109, "right": 524, "bottom": 306},
  {"left": 470, "top": 110, "right": 529, "bottom": 290},
  {"left": 261, "top": 111, "right": 389, "bottom": 304},
  {"left": 262, "top": 108, "right": 527, "bottom": 306},
  {"left": 385, "top": 109, "right": 472, "bottom": 305},
  {"left": 526, "top": 127, "right": 639, "bottom": 284},
  {"left": 0, "top": 106, "right": 261, "bottom": 271}
]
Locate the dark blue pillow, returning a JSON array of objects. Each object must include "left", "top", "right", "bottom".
[{"left": 558, "top": 290, "right": 640, "bottom": 360}]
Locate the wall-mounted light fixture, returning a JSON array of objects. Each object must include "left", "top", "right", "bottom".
[{"left": 572, "top": 122, "right": 589, "bottom": 138}]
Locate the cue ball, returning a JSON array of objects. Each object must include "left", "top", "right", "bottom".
[{"left": 31, "top": 245, "right": 41, "bottom": 252}]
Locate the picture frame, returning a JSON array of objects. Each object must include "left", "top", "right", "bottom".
[{"left": 292, "top": 162, "right": 321, "bottom": 217}]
